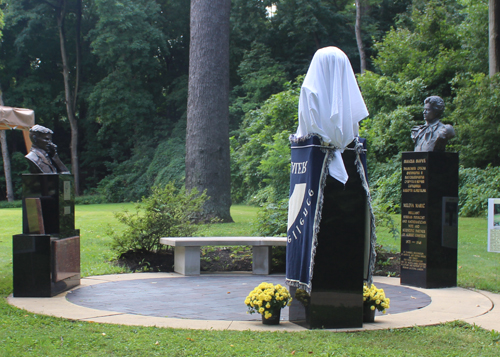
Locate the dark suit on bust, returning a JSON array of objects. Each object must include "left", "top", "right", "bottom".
[
  {"left": 25, "top": 147, "right": 59, "bottom": 173},
  {"left": 411, "top": 121, "right": 447, "bottom": 152}
]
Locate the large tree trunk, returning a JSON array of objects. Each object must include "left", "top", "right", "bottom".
[
  {"left": 0, "top": 131, "right": 13, "bottom": 202},
  {"left": 490, "top": 0, "right": 500, "bottom": 76},
  {"left": 0, "top": 87, "right": 15, "bottom": 202},
  {"left": 355, "top": 0, "right": 366, "bottom": 74},
  {"left": 186, "top": 0, "right": 233, "bottom": 222},
  {"left": 56, "top": 0, "right": 81, "bottom": 195}
]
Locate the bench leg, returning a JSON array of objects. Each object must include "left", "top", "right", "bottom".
[
  {"left": 252, "top": 246, "right": 272, "bottom": 275},
  {"left": 174, "top": 246, "right": 200, "bottom": 275}
]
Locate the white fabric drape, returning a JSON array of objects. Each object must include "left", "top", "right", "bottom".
[{"left": 296, "top": 47, "right": 369, "bottom": 183}]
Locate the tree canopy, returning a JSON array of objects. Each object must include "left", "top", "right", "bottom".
[{"left": 0, "top": 0, "right": 497, "bottom": 218}]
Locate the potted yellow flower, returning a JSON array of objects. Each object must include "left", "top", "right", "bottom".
[
  {"left": 363, "top": 283, "right": 390, "bottom": 322},
  {"left": 244, "top": 282, "right": 292, "bottom": 325}
]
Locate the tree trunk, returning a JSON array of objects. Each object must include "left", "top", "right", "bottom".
[
  {"left": 355, "top": 0, "right": 366, "bottom": 74},
  {"left": 490, "top": 0, "right": 500, "bottom": 76},
  {"left": 0, "top": 87, "right": 15, "bottom": 202},
  {"left": 57, "top": 0, "right": 81, "bottom": 195},
  {"left": 186, "top": 0, "right": 233, "bottom": 222}
]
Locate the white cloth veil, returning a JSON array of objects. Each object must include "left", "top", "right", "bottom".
[{"left": 296, "top": 47, "right": 369, "bottom": 183}]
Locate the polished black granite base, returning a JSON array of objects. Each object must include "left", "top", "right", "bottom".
[
  {"left": 14, "top": 174, "right": 80, "bottom": 297},
  {"left": 400, "top": 152, "right": 458, "bottom": 289},
  {"left": 22, "top": 174, "right": 77, "bottom": 238},
  {"left": 13, "top": 234, "right": 80, "bottom": 297},
  {"left": 289, "top": 150, "right": 368, "bottom": 329}
]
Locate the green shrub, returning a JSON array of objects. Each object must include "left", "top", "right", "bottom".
[
  {"left": 0, "top": 200, "right": 22, "bottom": 209},
  {"left": 459, "top": 166, "right": 500, "bottom": 217},
  {"left": 370, "top": 153, "right": 402, "bottom": 215},
  {"left": 231, "top": 77, "right": 301, "bottom": 203},
  {"left": 97, "top": 138, "right": 186, "bottom": 203},
  {"left": 254, "top": 198, "right": 288, "bottom": 236},
  {"left": 108, "top": 183, "right": 208, "bottom": 254},
  {"left": 450, "top": 73, "right": 500, "bottom": 168},
  {"left": 75, "top": 194, "right": 107, "bottom": 205}
]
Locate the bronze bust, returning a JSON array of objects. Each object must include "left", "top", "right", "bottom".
[
  {"left": 411, "top": 96, "right": 455, "bottom": 152},
  {"left": 25, "top": 125, "right": 70, "bottom": 174}
]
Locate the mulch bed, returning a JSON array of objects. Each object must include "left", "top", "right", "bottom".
[{"left": 116, "top": 246, "right": 400, "bottom": 277}]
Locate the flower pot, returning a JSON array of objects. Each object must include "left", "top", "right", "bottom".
[
  {"left": 363, "top": 305, "right": 376, "bottom": 323},
  {"left": 262, "top": 310, "right": 281, "bottom": 325}
]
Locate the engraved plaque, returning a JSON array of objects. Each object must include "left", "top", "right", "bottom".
[
  {"left": 487, "top": 198, "right": 500, "bottom": 253},
  {"left": 64, "top": 181, "right": 71, "bottom": 201},
  {"left": 401, "top": 152, "right": 458, "bottom": 288},
  {"left": 25, "top": 198, "right": 45, "bottom": 234},
  {"left": 442, "top": 197, "right": 458, "bottom": 249},
  {"left": 52, "top": 236, "right": 80, "bottom": 282},
  {"left": 401, "top": 154, "right": 428, "bottom": 279}
]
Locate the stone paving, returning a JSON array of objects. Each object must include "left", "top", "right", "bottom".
[
  {"left": 7, "top": 273, "right": 499, "bottom": 332},
  {"left": 65, "top": 275, "right": 431, "bottom": 321}
]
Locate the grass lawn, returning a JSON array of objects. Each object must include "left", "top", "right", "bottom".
[
  {"left": 375, "top": 215, "right": 500, "bottom": 293},
  {"left": 1, "top": 204, "right": 499, "bottom": 356}
]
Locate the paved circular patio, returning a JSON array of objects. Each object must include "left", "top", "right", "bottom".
[
  {"left": 8, "top": 274, "right": 499, "bottom": 332},
  {"left": 65, "top": 275, "right": 430, "bottom": 321}
]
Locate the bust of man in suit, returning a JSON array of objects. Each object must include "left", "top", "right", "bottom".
[
  {"left": 25, "top": 125, "right": 70, "bottom": 174},
  {"left": 411, "top": 96, "right": 455, "bottom": 152}
]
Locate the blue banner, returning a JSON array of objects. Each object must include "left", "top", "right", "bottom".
[{"left": 285, "top": 135, "right": 333, "bottom": 293}]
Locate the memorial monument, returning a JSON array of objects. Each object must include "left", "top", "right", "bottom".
[
  {"left": 25, "top": 125, "right": 70, "bottom": 174},
  {"left": 13, "top": 125, "right": 80, "bottom": 297},
  {"left": 401, "top": 96, "right": 458, "bottom": 288},
  {"left": 286, "top": 47, "right": 376, "bottom": 328},
  {"left": 411, "top": 96, "right": 455, "bottom": 152}
]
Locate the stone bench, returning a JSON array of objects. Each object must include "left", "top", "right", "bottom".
[{"left": 159, "top": 237, "right": 287, "bottom": 276}]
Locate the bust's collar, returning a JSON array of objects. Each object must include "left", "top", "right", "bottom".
[
  {"left": 31, "top": 145, "right": 48, "bottom": 156},
  {"left": 426, "top": 120, "right": 441, "bottom": 127}
]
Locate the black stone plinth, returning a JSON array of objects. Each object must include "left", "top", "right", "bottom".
[
  {"left": 400, "top": 152, "right": 458, "bottom": 289},
  {"left": 22, "top": 174, "right": 77, "bottom": 238},
  {"left": 289, "top": 149, "right": 368, "bottom": 329},
  {"left": 13, "top": 234, "right": 80, "bottom": 297}
]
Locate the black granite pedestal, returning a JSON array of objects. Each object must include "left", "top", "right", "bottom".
[
  {"left": 13, "top": 234, "right": 80, "bottom": 297},
  {"left": 13, "top": 174, "right": 80, "bottom": 297},
  {"left": 400, "top": 152, "right": 458, "bottom": 289},
  {"left": 289, "top": 149, "right": 368, "bottom": 329}
]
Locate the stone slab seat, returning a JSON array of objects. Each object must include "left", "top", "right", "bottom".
[{"left": 159, "top": 237, "right": 287, "bottom": 276}]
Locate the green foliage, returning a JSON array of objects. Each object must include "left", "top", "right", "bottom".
[
  {"left": 231, "top": 77, "right": 301, "bottom": 203},
  {"left": 0, "top": 151, "right": 29, "bottom": 201},
  {"left": 109, "top": 183, "right": 207, "bottom": 254},
  {"left": 374, "top": 0, "right": 465, "bottom": 93},
  {"left": 359, "top": 0, "right": 478, "bottom": 164},
  {"left": 0, "top": 199, "right": 21, "bottom": 208},
  {"left": 357, "top": 0, "right": 499, "bottom": 218},
  {"left": 230, "top": 42, "right": 287, "bottom": 128},
  {"left": 451, "top": 73, "right": 500, "bottom": 168},
  {"left": 369, "top": 153, "right": 402, "bottom": 214},
  {"left": 254, "top": 198, "right": 288, "bottom": 236},
  {"left": 0, "top": 0, "right": 4, "bottom": 39},
  {"left": 74, "top": 194, "right": 107, "bottom": 205},
  {"left": 88, "top": 0, "right": 168, "bottom": 148},
  {"left": 456, "top": 0, "right": 489, "bottom": 73},
  {"left": 97, "top": 137, "right": 185, "bottom": 202},
  {"left": 459, "top": 166, "right": 500, "bottom": 217}
]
